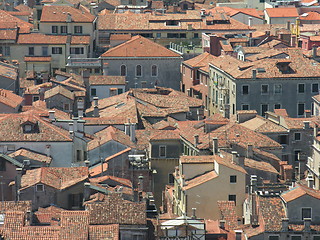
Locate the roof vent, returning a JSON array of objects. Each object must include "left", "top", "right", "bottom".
[{"left": 53, "top": 12, "right": 56, "bottom": 14}]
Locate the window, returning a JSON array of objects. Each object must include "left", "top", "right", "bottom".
[
  {"left": 274, "top": 84, "right": 282, "bottom": 94},
  {"left": 294, "top": 132, "right": 301, "bottom": 141},
  {"left": 70, "top": 47, "right": 84, "bottom": 54},
  {"left": 95, "top": 68, "right": 100, "bottom": 74},
  {"left": 168, "top": 173, "right": 174, "bottom": 184},
  {"left": 33, "top": 96, "right": 40, "bottom": 102},
  {"left": 298, "top": 103, "right": 305, "bottom": 116},
  {"left": 159, "top": 145, "right": 166, "bottom": 157},
  {"left": 0, "top": 158, "right": 5, "bottom": 171},
  {"left": 242, "top": 104, "right": 249, "bottom": 110},
  {"left": 36, "top": 184, "right": 44, "bottom": 192},
  {"left": 312, "top": 83, "right": 319, "bottom": 93},
  {"left": 274, "top": 104, "right": 281, "bottom": 109},
  {"left": 194, "top": 33, "right": 199, "bottom": 38},
  {"left": 133, "top": 235, "right": 144, "bottom": 240},
  {"left": 52, "top": 26, "right": 58, "bottom": 33},
  {"left": 0, "top": 46, "right": 10, "bottom": 56},
  {"left": 269, "top": 236, "right": 279, "bottom": 240},
  {"left": 118, "top": 88, "right": 123, "bottom": 95},
  {"left": 64, "top": 104, "right": 70, "bottom": 111},
  {"left": 91, "top": 88, "right": 96, "bottom": 96},
  {"left": 52, "top": 47, "right": 62, "bottom": 54},
  {"left": 60, "top": 26, "right": 67, "bottom": 34},
  {"left": 242, "top": 85, "right": 249, "bottom": 95},
  {"left": 76, "top": 150, "right": 82, "bottom": 161},
  {"left": 230, "top": 175, "right": 237, "bottom": 183},
  {"left": 156, "top": 33, "right": 161, "bottom": 38},
  {"left": 313, "top": 236, "right": 320, "bottom": 240},
  {"left": 298, "top": 83, "right": 305, "bottom": 93},
  {"left": 261, "top": 84, "right": 269, "bottom": 94},
  {"left": 24, "top": 124, "right": 32, "bottom": 133},
  {"left": 42, "top": 47, "right": 48, "bottom": 56},
  {"left": 120, "top": 65, "right": 126, "bottom": 76},
  {"left": 294, "top": 150, "right": 301, "bottom": 161},
  {"left": 302, "top": 207, "right": 311, "bottom": 220},
  {"left": 74, "top": 26, "right": 83, "bottom": 34},
  {"left": 261, "top": 104, "right": 268, "bottom": 116},
  {"left": 291, "top": 236, "right": 302, "bottom": 240},
  {"left": 68, "top": 193, "right": 83, "bottom": 209},
  {"left": 136, "top": 65, "right": 142, "bottom": 77},
  {"left": 228, "top": 194, "right": 236, "bottom": 204},
  {"left": 151, "top": 65, "right": 158, "bottom": 77},
  {"left": 279, "top": 135, "right": 288, "bottom": 145},
  {"left": 28, "top": 47, "right": 34, "bottom": 56}
]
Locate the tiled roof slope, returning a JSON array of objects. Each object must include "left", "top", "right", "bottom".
[
  {"left": 9, "top": 148, "right": 52, "bottom": 164},
  {"left": 0, "top": 201, "right": 32, "bottom": 213},
  {"left": 0, "top": 113, "right": 72, "bottom": 142},
  {"left": 281, "top": 184, "right": 320, "bottom": 202},
  {"left": 240, "top": 115, "right": 287, "bottom": 133},
  {"left": 20, "top": 167, "right": 88, "bottom": 190},
  {"left": 86, "top": 193, "right": 146, "bottom": 225},
  {"left": 44, "top": 85, "right": 74, "bottom": 100},
  {"left": 89, "top": 225, "right": 119, "bottom": 240},
  {"left": 101, "top": 35, "right": 181, "bottom": 58},
  {"left": 18, "top": 33, "right": 67, "bottom": 44},
  {"left": 0, "top": 10, "right": 32, "bottom": 33},
  {"left": 0, "top": 88, "right": 23, "bottom": 108},
  {"left": 265, "top": 7, "right": 299, "bottom": 18},
  {"left": 217, "top": 201, "right": 239, "bottom": 230},
  {"left": 184, "top": 52, "right": 217, "bottom": 68},
  {"left": 40, "top": 5, "right": 95, "bottom": 22}
]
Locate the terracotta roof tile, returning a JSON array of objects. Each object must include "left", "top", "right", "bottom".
[
  {"left": 180, "top": 155, "right": 215, "bottom": 164},
  {"left": 44, "top": 85, "right": 74, "bottom": 100},
  {"left": 300, "top": 11, "right": 320, "bottom": 21},
  {"left": 0, "top": 29, "right": 17, "bottom": 40},
  {"left": 217, "top": 201, "right": 238, "bottom": 230},
  {"left": 244, "top": 158, "right": 279, "bottom": 174},
  {"left": 281, "top": 184, "right": 320, "bottom": 202},
  {"left": 183, "top": 170, "right": 218, "bottom": 190},
  {"left": 20, "top": 167, "right": 88, "bottom": 190},
  {"left": 240, "top": 115, "right": 287, "bottom": 133},
  {"left": 86, "top": 193, "right": 146, "bottom": 225},
  {"left": 265, "top": 7, "right": 299, "bottom": 18},
  {"left": 110, "top": 34, "right": 132, "bottom": 40},
  {"left": 41, "top": 5, "right": 95, "bottom": 23},
  {"left": 24, "top": 56, "right": 52, "bottom": 62},
  {"left": 89, "top": 224, "right": 119, "bottom": 240},
  {"left": 0, "top": 201, "right": 32, "bottom": 213},
  {"left": 90, "top": 175, "right": 133, "bottom": 188},
  {"left": 0, "top": 113, "right": 72, "bottom": 142},
  {"left": 71, "top": 35, "right": 91, "bottom": 45},
  {"left": 9, "top": 148, "right": 52, "bottom": 164},
  {"left": 184, "top": 52, "right": 217, "bottom": 68},
  {"left": 18, "top": 33, "right": 67, "bottom": 44},
  {"left": 88, "top": 126, "right": 135, "bottom": 151},
  {"left": 101, "top": 35, "right": 181, "bottom": 58},
  {"left": 0, "top": 88, "right": 23, "bottom": 108},
  {"left": 0, "top": 10, "right": 32, "bottom": 33}
]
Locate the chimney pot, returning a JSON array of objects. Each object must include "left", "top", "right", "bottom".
[
  {"left": 48, "top": 110, "right": 55, "bottom": 120},
  {"left": 252, "top": 69, "right": 257, "bottom": 79}
]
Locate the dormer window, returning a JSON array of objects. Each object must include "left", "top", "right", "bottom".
[{"left": 24, "top": 124, "right": 32, "bottom": 133}]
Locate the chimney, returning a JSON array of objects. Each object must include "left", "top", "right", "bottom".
[
  {"left": 69, "top": 123, "right": 74, "bottom": 136},
  {"left": 235, "top": 230, "right": 242, "bottom": 240},
  {"left": 282, "top": 218, "right": 289, "bottom": 231},
  {"left": 46, "top": 145, "right": 51, "bottom": 157},
  {"left": 209, "top": 35, "right": 221, "bottom": 57},
  {"left": 304, "top": 110, "right": 311, "bottom": 118},
  {"left": 247, "top": 144, "right": 253, "bottom": 158},
  {"left": 73, "top": 118, "right": 78, "bottom": 132},
  {"left": 15, "top": 167, "right": 23, "bottom": 201},
  {"left": 248, "top": 17, "right": 252, "bottom": 27},
  {"left": 48, "top": 110, "right": 55, "bottom": 120},
  {"left": 84, "top": 160, "right": 90, "bottom": 167},
  {"left": 77, "top": 119, "right": 85, "bottom": 133},
  {"left": 307, "top": 173, "right": 314, "bottom": 188},
  {"left": 212, "top": 137, "right": 218, "bottom": 155},
  {"left": 232, "top": 151, "right": 239, "bottom": 164},
  {"left": 130, "top": 123, "right": 136, "bottom": 142},
  {"left": 304, "top": 218, "right": 311, "bottom": 231},
  {"left": 191, "top": 208, "right": 196, "bottom": 219},
  {"left": 312, "top": 45, "right": 317, "bottom": 58},
  {"left": 252, "top": 69, "right": 257, "bottom": 79},
  {"left": 286, "top": 20, "right": 291, "bottom": 30},
  {"left": 304, "top": 121, "right": 310, "bottom": 129},
  {"left": 194, "top": 134, "right": 199, "bottom": 146},
  {"left": 219, "top": 220, "right": 226, "bottom": 229},
  {"left": 250, "top": 175, "right": 257, "bottom": 194},
  {"left": 83, "top": 182, "right": 91, "bottom": 201},
  {"left": 314, "top": 125, "right": 319, "bottom": 137},
  {"left": 77, "top": 99, "right": 84, "bottom": 118},
  {"left": 93, "top": 96, "right": 99, "bottom": 118},
  {"left": 124, "top": 123, "right": 130, "bottom": 136}
]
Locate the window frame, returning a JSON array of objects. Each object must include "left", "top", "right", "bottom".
[
  {"left": 261, "top": 84, "right": 269, "bottom": 95},
  {"left": 74, "top": 26, "right": 83, "bottom": 34},
  {"left": 297, "top": 103, "right": 305, "bottom": 116},
  {"left": 159, "top": 145, "right": 166, "bottom": 158},
  {"left": 228, "top": 194, "right": 236, "bottom": 205},
  {"left": 51, "top": 47, "right": 62, "bottom": 54},
  {"left": 151, "top": 65, "right": 158, "bottom": 77},
  {"left": 230, "top": 175, "right": 237, "bottom": 183},
  {"left": 120, "top": 65, "right": 126, "bottom": 76},
  {"left": 36, "top": 184, "right": 44, "bottom": 192},
  {"left": 28, "top": 47, "right": 34, "bottom": 56},
  {"left": 242, "top": 85, "right": 249, "bottom": 95},
  {"left": 261, "top": 104, "right": 268, "bottom": 117},
  {"left": 301, "top": 207, "right": 312, "bottom": 220},
  {"left": 298, "top": 83, "right": 305, "bottom": 93},
  {"left": 136, "top": 65, "right": 142, "bottom": 77},
  {"left": 241, "top": 104, "right": 249, "bottom": 110},
  {"left": 294, "top": 132, "right": 301, "bottom": 141},
  {"left": 312, "top": 83, "right": 319, "bottom": 93},
  {"left": 274, "top": 84, "right": 282, "bottom": 94},
  {"left": 60, "top": 26, "right": 67, "bottom": 34},
  {"left": 51, "top": 25, "right": 58, "bottom": 34},
  {"left": 274, "top": 103, "right": 281, "bottom": 110},
  {"left": 91, "top": 88, "right": 97, "bottom": 97}
]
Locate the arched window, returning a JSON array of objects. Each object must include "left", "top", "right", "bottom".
[
  {"left": 136, "top": 65, "right": 142, "bottom": 77},
  {"left": 151, "top": 65, "right": 157, "bottom": 77},
  {"left": 120, "top": 65, "right": 126, "bottom": 76}
]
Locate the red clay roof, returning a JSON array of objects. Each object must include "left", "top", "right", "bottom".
[
  {"left": 0, "top": 88, "right": 23, "bottom": 108},
  {"left": 281, "top": 184, "right": 320, "bottom": 202},
  {"left": 24, "top": 56, "right": 52, "bottom": 62},
  {"left": 18, "top": 33, "right": 67, "bottom": 44},
  {"left": 265, "top": 7, "right": 299, "bottom": 18},
  {"left": 101, "top": 35, "right": 181, "bottom": 58},
  {"left": 40, "top": 5, "right": 95, "bottom": 22}
]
